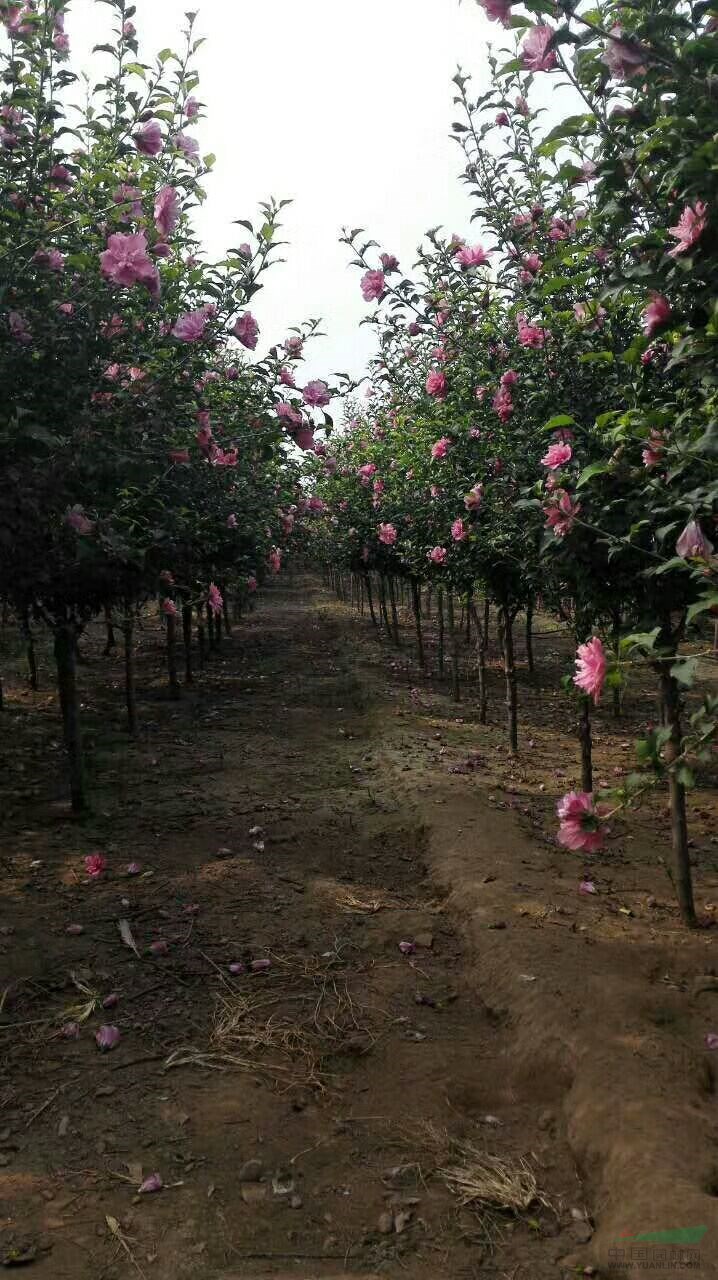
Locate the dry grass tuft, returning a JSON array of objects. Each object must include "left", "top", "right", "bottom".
[{"left": 440, "top": 1142, "right": 538, "bottom": 1212}]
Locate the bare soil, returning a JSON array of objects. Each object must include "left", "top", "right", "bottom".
[{"left": 1, "top": 578, "right": 717, "bottom": 1279}]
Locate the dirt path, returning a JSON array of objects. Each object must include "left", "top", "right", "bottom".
[{"left": 2, "top": 578, "right": 718, "bottom": 1278}]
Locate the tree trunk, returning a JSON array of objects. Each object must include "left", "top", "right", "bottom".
[
  {"left": 378, "top": 575, "right": 391, "bottom": 637},
  {"left": 659, "top": 668, "right": 697, "bottom": 927},
  {"left": 222, "top": 587, "right": 232, "bottom": 636},
  {"left": 500, "top": 607, "right": 518, "bottom": 753},
  {"left": 483, "top": 598, "right": 490, "bottom": 655},
  {"left": 525, "top": 598, "right": 535, "bottom": 675},
  {"left": 182, "top": 604, "right": 193, "bottom": 685},
  {"left": 103, "top": 605, "right": 116, "bottom": 656},
  {"left": 578, "top": 697, "right": 593, "bottom": 793},
  {"left": 411, "top": 578, "right": 425, "bottom": 671},
  {"left": 166, "top": 613, "right": 181, "bottom": 699},
  {"left": 465, "top": 590, "right": 472, "bottom": 646},
  {"left": 197, "top": 607, "right": 207, "bottom": 670},
  {"left": 123, "top": 613, "right": 137, "bottom": 737},
  {"left": 364, "top": 573, "right": 379, "bottom": 631},
  {"left": 212, "top": 605, "right": 222, "bottom": 649},
  {"left": 207, "top": 603, "right": 217, "bottom": 652},
  {"left": 469, "top": 603, "right": 488, "bottom": 725},
  {"left": 22, "top": 613, "right": 38, "bottom": 691},
  {"left": 388, "top": 576, "right": 401, "bottom": 647},
  {"left": 446, "top": 590, "right": 460, "bottom": 702},
  {"left": 437, "top": 587, "right": 445, "bottom": 676},
  {"left": 54, "top": 623, "right": 86, "bottom": 813}
]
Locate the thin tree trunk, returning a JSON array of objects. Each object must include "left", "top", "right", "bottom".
[
  {"left": 659, "top": 668, "right": 697, "bottom": 927},
  {"left": 166, "top": 613, "right": 181, "bottom": 699},
  {"left": 22, "top": 613, "right": 38, "bottom": 690},
  {"left": 54, "top": 623, "right": 86, "bottom": 813},
  {"left": 197, "top": 606, "right": 207, "bottom": 670},
  {"left": 182, "top": 604, "right": 193, "bottom": 685},
  {"left": 378, "top": 575, "right": 391, "bottom": 637},
  {"left": 465, "top": 590, "right": 472, "bottom": 646},
  {"left": 411, "top": 578, "right": 425, "bottom": 671},
  {"left": 212, "top": 605, "right": 222, "bottom": 649},
  {"left": 446, "top": 590, "right": 460, "bottom": 702},
  {"left": 388, "top": 576, "right": 401, "bottom": 647},
  {"left": 525, "top": 598, "right": 535, "bottom": 675},
  {"left": 123, "top": 613, "right": 137, "bottom": 737},
  {"left": 426, "top": 586, "right": 432, "bottom": 620},
  {"left": 484, "top": 598, "right": 490, "bottom": 655},
  {"left": 437, "top": 587, "right": 445, "bottom": 676},
  {"left": 578, "top": 697, "right": 593, "bottom": 793},
  {"left": 500, "top": 607, "right": 518, "bottom": 753},
  {"left": 103, "top": 605, "right": 116, "bottom": 656},
  {"left": 364, "top": 573, "right": 379, "bottom": 630},
  {"left": 221, "top": 587, "right": 232, "bottom": 636},
  {"left": 469, "top": 603, "right": 488, "bottom": 724}
]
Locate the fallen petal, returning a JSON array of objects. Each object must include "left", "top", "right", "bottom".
[
  {"left": 96, "top": 1025, "right": 121, "bottom": 1052},
  {"left": 706, "top": 1033, "right": 718, "bottom": 1051},
  {"left": 149, "top": 940, "right": 169, "bottom": 956},
  {"left": 250, "top": 958, "right": 271, "bottom": 973},
  {"left": 579, "top": 880, "right": 598, "bottom": 895},
  {"left": 126, "top": 862, "right": 142, "bottom": 876},
  {"left": 138, "top": 1172, "right": 163, "bottom": 1194},
  {"left": 60, "top": 1021, "right": 80, "bottom": 1040},
  {"left": 66, "top": 923, "right": 84, "bottom": 936},
  {"left": 102, "top": 993, "right": 120, "bottom": 1009},
  {"left": 398, "top": 941, "right": 416, "bottom": 956},
  {"left": 228, "top": 962, "right": 247, "bottom": 975}
]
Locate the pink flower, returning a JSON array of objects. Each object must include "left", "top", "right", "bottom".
[
  {"left": 268, "top": 548, "right": 282, "bottom": 575},
  {"left": 523, "top": 253, "right": 542, "bottom": 274},
  {"left": 113, "top": 183, "right": 143, "bottom": 222},
  {"left": 154, "top": 185, "right": 180, "bottom": 236},
  {"left": 378, "top": 523, "right": 398, "bottom": 545},
  {"left": 361, "top": 270, "right": 385, "bottom": 301},
  {"left": 514, "top": 95, "right": 530, "bottom": 116},
  {"left": 303, "top": 379, "right": 330, "bottom": 407},
  {"left": 493, "top": 386, "right": 513, "bottom": 423},
  {"left": 574, "top": 301, "right": 607, "bottom": 331},
  {"left": 247, "top": 575, "right": 258, "bottom": 592},
  {"left": 172, "top": 307, "right": 209, "bottom": 342},
  {"left": 208, "top": 583, "right": 223, "bottom": 616},
  {"left": 667, "top": 202, "right": 708, "bottom": 258},
  {"left": 602, "top": 26, "right": 647, "bottom": 80},
  {"left": 169, "top": 449, "right": 190, "bottom": 464},
  {"left": 500, "top": 369, "right": 518, "bottom": 387},
  {"left": 641, "top": 293, "right": 671, "bottom": 338},
  {"left": 573, "top": 637, "right": 607, "bottom": 704},
  {"left": 57, "top": 302, "right": 74, "bottom": 316},
  {"left": 428, "top": 546, "right": 448, "bottom": 565},
  {"left": 642, "top": 432, "right": 665, "bottom": 469},
  {"left": 544, "top": 490, "right": 581, "bottom": 538},
  {"left": 227, "top": 513, "right": 238, "bottom": 529},
  {"left": 279, "top": 366, "right": 295, "bottom": 387},
  {"left": 95, "top": 1026, "right": 121, "bottom": 1052},
  {"left": 284, "top": 335, "right": 303, "bottom": 357},
  {"left": 185, "top": 96, "right": 199, "bottom": 119},
  {"left": 233, "top": 312, "right": 259, "bottom": 349},
  {"left": 407, "top": 320, "right": 421, "bottom": 336},
  {"left": 133, "top": 118, "right": 163, "bottom": 156},
  {"left": 455, "top": 243, "right": 492, "bottom": 268},
  {"left": 50, "top": 164, "right": 74, "bottom": 188},
  {"left": 277, "top": 402, "right": 303, "bottom": 427},
  {"left": 8, "top": 310, "right": 31, "bottom": 343},
  {"left": 541, "top": 442, "right": 572, "bottom": 470},
  {"left": 426, "top": 370, "right": 447, "bottom": 399},
  {"left": 100, "top": 232, "right": 159, "bottom": 294},
  {"left": 478, "top": 0, "right": 512, "bottom": 25},
  {"left": 174, "top": 131, "right": 200, "bottom": 162},
  {"left": 122, "top": 19, "right": 136, "bottom": 37},
  {"left": 293, "top": 428, "right": 315, "bottom": 451},
  {"left": 464, "top": 484, "right": 483, "bottom": 511},
  {"left": 380, "top": 252, "right": 399, "bottom": 272},
  {"left": 101, "top": 313, "right": 125, "bottom": 339},
  {"left": 84, "top": 853, "right": 107, "bottom": 879},
  {"left": 475, "top": 385, "right": 488, "bottom": 402},
  {"left": 517, "top": 313, "right": 546, "bottom": 348},
  {"left": 495, "top": 111, "right": 510, "bottom": 127},
  {"left": 522, "top": 24, "right": 557, "bottom": 72},
  {"left": 451, "top": 518, "right": 468, "bottom": 542},
  {"left": 557, "top": 791, "right": 607, "bottom": 853},
  {"left": 53, "top": 31, "right": 70, "bottom": 56},
  {"left": 358, "top": 462, "right": 378, "bottom": 486},
  {"left": 676, "top": 519, "right": 714, "bottom": 560},
  {"left": 66, "top": 506, "right": 94, "bottom": 536},
  {"left": 431, "top": 436, "right": 452, "bottom": 460},
  {"left": 162, "top": 598, "right": 179, "bottom": 618}
]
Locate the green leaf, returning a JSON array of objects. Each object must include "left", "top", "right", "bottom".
[
  {"left": 620, "top": 628, "right": 661, "bottom": 654},
  {"left": 686, "top": 592, "right": 718, "bottom": 623},
  {"left": 576, "top": 461, "right": 609, "bottom": 488},
  {"left": 670, "top": 657, "right": 698, "bottom": 688}
]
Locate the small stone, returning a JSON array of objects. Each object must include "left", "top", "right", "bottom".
[
  {"left": 238, "top": 1159, "right": 264, "bottom": 1183},
  {"left": 289, "top": 1194, "right": 303, "bottom": 1210},
  {"left": 570, "top": 1221, "right": 594, "bottom": 1244},
  {"left": 378, "top": 1212, "right": 394, "bottom": 1235}
]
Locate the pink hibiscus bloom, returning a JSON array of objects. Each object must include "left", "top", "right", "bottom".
[
  {"left": 493, "top": 386, "right": 514, "bottom": 422},
  {"left": 162, "top": 598, "right": 179, "bottom": 618},
  {"left": 380, "top": 252, "right": 399, "bottom": 272},
  {"left": 174, "top": 131, "right": 200, "bottom": 162},
  {"left": 641, "top": 293, "right": 671, "bottom": 337},
  {"left": 676, "top": 519, "right": 714, "bottom": 560},
  {"left": 66, "top": 506, "right": 95, "bottom": 536},
  {"left": 667, "top": 202, "right": 708, "bottom": 258},
  {"left": 361, "top": 269, "right": 385, "bottom": 301},
  {"left": 557, "top": 791, "right": 607, "bottom": 853},
  {"left": 233, "top": 312, "right": 259, "bottom": 349},
  {"left": 455, "top": 243, "right": 492, "bottom": 268},
  {"left": 172, "top": 307, "right": 210, "bottom": 342},
  {"left": 602, "top": 26, "right": 647, "bottom": 80},
  {"left": 268, "top": 548, "right": 282, "bottom": 575},
  {"left": 279, "top": 366, "right": 295, "bottom": 387},
  {"left": 495, "top": 111, "right": 510, "bottom": 127},
  {"left": 208, "top": 583, "right": 223, "bottom": 616},
  {"left": 100, "top": 232, "right": 159, "bottom": 294},
  {"left": 154, "top": 185, "right": 180, "bottom": 236},
  {"left": 428, "top": 546, "right": 448, "bottom": 565},
  {"left": 431, "top": 436, "right": 452, "bottom": 460},
  {"left": 133, "top": 118, "right": 163, "bottom": 156},
  {"left": 517, "top": 313, "right": 546, "bottom": 347},
  {"left": 284, "top": 335, "right": 303, "bottom": 357},
  {"left": 122, "top": 19, "right": 136, "bottom": 37},
  {"left": 544, "top": 490, "right": 581, "bottom": 538},
  {"left": 573, "top": 637, "right": 607, "bottom": 703},
  {"left": 478, "top": 0, "right": 512, "bottom": 25},
  {"left": 464, "top": 484, "right": 484, "bottom": 511},
  {"left": 303, "top": 379, "right": 331, "bottom": 407},
  {"left": 85, "top": 853, "right": 107, "bottom": 879},
  {"left": 378, "top": 523, "right": 398, "bottom": 545},
  {"left": 522, "top": 24, "right": 557, "bottom": 72},
  {"left": 426, "top": 370, "right": 447, "bottom": 399},
  {"left": 451, "top": 518, "right": 468, "bottom": 542},
  {"left": 541, "top": 442, "right": 572, "bottom": 470},
  {"left": 523, "top": 253, "right": 542, "bottom": 275},
  {"left": 277, "top": 402, "right": 303, "bottom": 427},
  {"left": 169, "top": 449, "right": 190, "bottom": 464},
  {"left": 185, "top": 96, "right": 199, "bottom": 119},
  {"left": 247, "top": 575, "right": 258, "bottom": 592},
  {"left": 642, "top": 432, "right": 665, "bottom": 469}
]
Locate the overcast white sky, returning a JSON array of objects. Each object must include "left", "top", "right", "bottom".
[{"left": 69, "top": 0, "right": 573, "bottom": 399}]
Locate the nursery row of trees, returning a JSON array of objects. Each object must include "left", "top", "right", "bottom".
[
  {"left": 0, "top": 0, "right": 340, "bottom": 811},
  {"left": 300, "top": 0, "right": 718, "bottom": 925}
]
